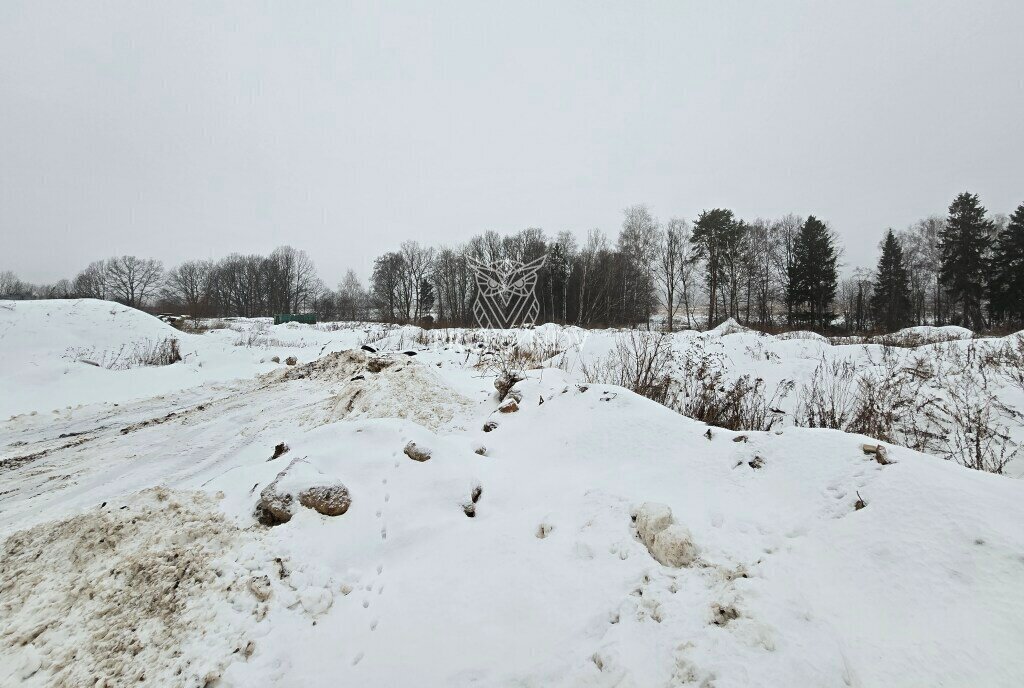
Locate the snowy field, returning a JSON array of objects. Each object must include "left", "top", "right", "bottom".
[{"left": 2, "top": 299, "right": 1024, "bottom": 687}]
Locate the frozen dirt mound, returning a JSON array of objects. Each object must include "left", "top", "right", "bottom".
[
  {"left": 279, "top": 349, "right": 372, "bottom": 382},
  {"left": 329, "top": 364, "right": 471, "bottom": 431},
  {"left": 281, "top": 349, "right": 472, "bottom": 430},
  {"left": 0, "top": 488, "right": 267, "bottom": 688}
]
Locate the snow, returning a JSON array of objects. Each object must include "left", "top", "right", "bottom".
[
  {"left": 707, "top": 317, "right": 752, "bottom": 336},
  {"left": 881, "top": 324, "right": 974, "bottom": 343},
  {"left": 2, "top": 300, "right": 1024, "bottom": 687}
]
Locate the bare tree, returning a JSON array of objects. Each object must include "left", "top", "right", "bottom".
[
  {"left": 212, "top": 254, "right": 265, "bottom": 317},
  {"left": 0, "top": 270, "right": 25, "bottom": 297},
  {"left": 103, "top": 256, "right": 164, "bottom": 308},
  {"left": 72, "top": 261, "right": 108, "bottom": 299},
  {"left": 371, "top": 252, "right": 404, "bottom": 322},
  {"left": 618, "top": 205, "right": 659, "bottom": 327},
  {"left": 575, "top": 229, "right": 610, "bottom": 325},
  {"left": 165, "top": 259, "right": 213, "bottom": 317},
  {"left": 431, "top": 247, "right": 473, "bottom": 325},
  {"left": 267, "top": 246, "right": 318, "bottom": 313},
  {"left": 655, "top": 218, "right": 691, "bottom": 331},
  {"left": 744, "top": 219, "right": 780, "bottom": 327},
  {"left": 899, "top": 216, "right": 944, "bottom": 325},
  {"left": 838, "top": 269, "right": 873, "bottom": 333},
  {"left": 399, "top": 241, "right": 435, "bottom": 321},
  {"left": 772, "top": 214, "right": 804, "bottom": 325},
  {"left": 336, "top": 269, "right": 368, "bottom": 320},
  {"left": 38, "top": 279, "right": 74, "bottom": 299}
]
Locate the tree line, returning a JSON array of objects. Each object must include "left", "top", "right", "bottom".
[
  {"left": 2, "top": 191, "right": 1022, "bottom": 333},
  {"left": 0, "top": 247, "right": 342, "bottom": 320},
  {"left": 364, "top": 192, "right": 1024, "bottom": 333}
]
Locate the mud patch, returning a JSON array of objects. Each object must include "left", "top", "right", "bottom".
[
  {"left": 279, "top": 349, "right": 370, "bottom": 382},
  {"left": 0, "top": 434, "right": 94, "bottom": 473},
  {"left": 0, "top": 488, "right": 267, "bottom": 687}
]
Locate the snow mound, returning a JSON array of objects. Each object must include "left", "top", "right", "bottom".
[
  {"left": 707, "top": 317, "right": 753, "bottom": 336},
  {"left": 873, "top": 325, "right": 974, "bottom": 346},
  {"left": 0, "top": 488, "right": 272, "bottom": 687},
  {"left": 0, "top": 299, "right": 180, "bottom": 361},
  {"left": 0, "top": 299, "right": 264, "bottom": 418},
  {"left": 775, "top": 329, "right": 829, "bottom": 342}
]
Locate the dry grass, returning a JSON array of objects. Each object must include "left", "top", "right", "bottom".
[
  {"left": 672, "top": 343, "right": 793, "bottom": 431},
  {"left": 580, "top": 330, "right": 674, "bottom": 404},
  {"left": 794, "top": 342, "right": 1020, "bottom": 473},
  {"left": 66, "top": 337, "right": 182, "bottom": 370}
]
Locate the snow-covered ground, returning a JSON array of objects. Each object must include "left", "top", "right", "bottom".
[{"left": 2, "top": 300, "right": 1024, "bottom": 687}]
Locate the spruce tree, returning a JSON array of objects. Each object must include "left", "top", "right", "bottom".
[
  {"left": 939, "top": 192, "right": 991, "bottom": 330},
  {"left": 990, "top": 203, "right": 1024, "bottom": 325},
  {"left": 786, "top": 215, "right": 838, "bottom": 331},
  {"left": 869, "top": 229, "right": 912, "bottom": 332},
  {"left": 691, "top": 208, "right": 735, "bottom": 326}
]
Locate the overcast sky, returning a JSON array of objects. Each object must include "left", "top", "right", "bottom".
[{"left": 2, "top": 1, "right": 1023, "bottom": 285}]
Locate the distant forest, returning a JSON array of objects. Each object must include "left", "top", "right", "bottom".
[{"left": 3, "top": 192, "right": 1023, "bottom": 334}]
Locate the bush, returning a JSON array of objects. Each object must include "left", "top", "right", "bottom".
[
  {"left": 795, "top": 358, "right": 858, "bottom": 430},
  {"left": 66, "top": 337, "right": 182, "bottom": 369},
  {"left": 794, "top": 342, "right": 1020, "bottom": 474},
  {"left": 668, "top": 339, "right": 792, "bottom": 431},
  {"left": 995, "top": 334, "right": 1024, "bottom": 394},
  {"left": 580, "top": 330, "right": 674, "bottom": 404}
]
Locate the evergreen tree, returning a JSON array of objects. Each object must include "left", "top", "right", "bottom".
[
  {"left": 938, "top": 192, "right": 991, "bottom": 330},
  {"left": 990, "top": 203, "right": 1024, "bottom": 325},
  {"left": 786, "top": 215, "right": 838, "bottom": 330},
  {"left": 417, "top": 278, "right": 435, "bottom": 319},
  {"left": 691, "top": 208, "right": 736, "bottom": 326},
  {"left": 869, "top": 229, "right": 912, "bottom": 332}
]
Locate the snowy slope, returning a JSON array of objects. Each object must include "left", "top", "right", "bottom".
[
  {"left": 2, "top": 303, "right": 1024, "bottom": 687},
  {"left": 0, "top": 300, "right": 372, "bottom": 419}
]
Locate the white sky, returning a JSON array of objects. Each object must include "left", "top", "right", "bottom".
[{"left": 2, "top": 1, "right": 1023, "bottom": 285}]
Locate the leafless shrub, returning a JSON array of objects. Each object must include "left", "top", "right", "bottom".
[
  {"left": 676, "top": 373, "right": 791, "bottom": 432},
  {"left": 143, "top": 337, "right": 182, "bottom": 366},
  {"left": 795, "top": 358, "right": 859, "bottom": 430},
  {"left": 478, "top": 331, "right": 574, "bottom": 377},
  {"left": 475, "top": 336, "right": 530, "bottom": 401},
  {"left": 233, "top": 331, "right": 290, "bottom": 349},
  {"left": 939, "top": 377, "right": 1017, "bottom": 473},
  {"left": 172, "top": 318, "right": 209, "bottom": 334},
  {"left": 884, "top": 330, "right": 973, "bottom": 348},
  {"left": 796, "top": 348, "right": 944, "bottom": 447},
  {"left": 66, "top": 337, "right": 182, "bottom": 369},
  {"left": 929, "top": 342, "right": 1019, "bottom": 474},
  {"left": 669, "top": 341, "right": 792, "bottom": 431},
  {"left": 742, "top": 340, "right": 781, "bottom": 363},
  {"left": 173, "top": 317, "right": 230, "bottom": 334},
  {"left": 847, "top": 354, "right": 944, "bottom": 448},
  {"left": 314, "top": 322, "right": 358, "bottom": 332},
  {"left": 795, "top": 342, "right": 1020, "bottom": 473},
  {"left": 827, "top": 330, "right": 971, "bottom": 349},
  {"left": 994, "top": 334, "right": 1024, "bottom": 394},
  {"left": 580, "top": 330, "right": 674, "bottom": 403}
]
